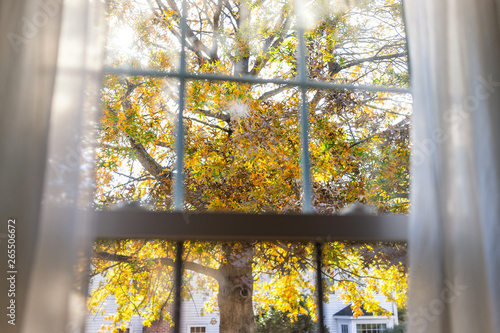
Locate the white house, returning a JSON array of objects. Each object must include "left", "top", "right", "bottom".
[
  {"left": 86, "top": 275, "right": 398, "bottom": 333},
  {"left": 325, "top": 296, "right": 398, "bottom": 333}
]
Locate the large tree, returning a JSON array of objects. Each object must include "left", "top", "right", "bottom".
[{"left": 90, "top": 0, "right": 410, "bottom": 332}]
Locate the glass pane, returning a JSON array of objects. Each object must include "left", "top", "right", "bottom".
[
  {"left": 308, "top": 90, "right": 411, "bottom": 214},
  {"left": 181, "top": 0, "right": 299, "bottom": 78},
  {"left": 322, "top": 241, "right": 407, "bottom": 331},
  {"left": 87, "top": 240, "right": 178, "bottom": 332},
  {"left": 183, "top": 81, "right": 301, "bottom": 213},
  {"left": 301, "top": 0, "right": 409, "bottom": 87},
  {"left": 181, "top": 242, "right": 319, "bottom": 333},
  {"left": 95, "top": 75, "right": 179, "bottom": 210},
  {"left": 105, "top": 0, "right": 181, "bottom": 71}
]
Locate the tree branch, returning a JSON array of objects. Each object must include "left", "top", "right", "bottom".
[
  {"left": 163, "top": 0, "right": 216, "bottom": 61},
  {"left": 195, "top": 108, "right": 231, "bottom": 122},
  {"left": 93, "top": 250, "right": 223, "bottom": 282},
  {"left": 127, "top": 136, "right": 171, "bottom": 181},
  {"left": 349, "top": 119, "right": 408, "bottom": 148},
  {"left": 249, "top": 4, "right": 292, "bottom": 76},
  {"left": 119, "top": 79, "right": 172, "bottom": 182},
  {"left": 340, "top": 52, "right": 407, "bottom": 71},
  {"left": 257, "top": 85, "right": 291, "bottom": 100},
  {"left": 349, "top": 132, "right": 378, "bottom": 148},
  {"left": 211, "top": 0, "right": 222, "bottom": 62},
  {"left": 186, "top": 117, "right": 232, "bottom": 134}
]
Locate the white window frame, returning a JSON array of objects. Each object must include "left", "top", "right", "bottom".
[
  {"left": 356, "top": 323, "right": 387, "bottom": 333},
  {"left": 187, "top": 325, "right": 208, "bottom": 333}
]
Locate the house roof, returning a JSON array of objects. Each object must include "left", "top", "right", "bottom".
[{"left": 333, "top": 305, "right": 393, "bottom": 317}]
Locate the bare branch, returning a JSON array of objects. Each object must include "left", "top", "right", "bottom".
[
  {"left": 186, "top": 117, "right": 232, "bottom": 134},
  {"left": 349, "top": 118, "right": 408, "bottom": 148},
  {"left": 211, "top": 0, "right": 222, "bottom": 61},
  {"left": 127, "top": 136, "right": 171, "bottom": 181},
  {"left": 340, "top": 52, "right": 407, "bottom": 71},
  {"left": 257, "top": 85, "right": 291, "bottom": 100},
  {"left": 249, "top": 4, "right": 292, "bottom": 76},
  {"left": 164, "top": 0, "right": 217, "bottom": 61}
]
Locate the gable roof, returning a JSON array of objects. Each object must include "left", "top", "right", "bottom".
[{"left": 333, "top": 305, "right": 393, "bottom": 317}]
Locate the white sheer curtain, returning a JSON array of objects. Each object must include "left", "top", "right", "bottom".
[
  {"left": 405, "top": 0, "right": 500, "bottom": 332},
  {"left": 0, "top": 1, "right": 104, "bottom": 333}
]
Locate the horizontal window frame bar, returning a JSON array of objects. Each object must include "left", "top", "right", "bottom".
[
  {"left": 92, "top": 211, "right": 408, "bottom": 242},
  {"left": 103, "top": 67, "right": 410, "bottom": 94}
]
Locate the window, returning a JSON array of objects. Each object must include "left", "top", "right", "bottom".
[
  {"left": 90, "top": 1, "right": 410, "bottom": 333},
  {"left": 342, "top": 324, "right": 349, "bottom": 333},
  {"left": 189, "top": 327, "right": 206, "bottom": 333},
  {"left": 356, "top": 323, "right": 387, "bottom": 333}
]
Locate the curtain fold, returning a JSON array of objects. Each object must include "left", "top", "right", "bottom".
[
  {"left": 0, "top": 1, "right": 105, "bottom": 332},
  {"left": 405, "top": 0, "right": 500, "bottom": 332},
  {"left": 0, "top": 2, "right": 63, "bottom": 333}
]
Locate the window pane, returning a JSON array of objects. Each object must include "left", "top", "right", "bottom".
[
  {"left": 181, "top": 0, "right": 299, "bottom": 78},
  {"left": 302, "top": 0, "right": 409, "bottom": 88},
  {"left": 308, "top": 90, "right": 411, "bottom": 214},
  {"left": 184, "top": 241, "right": 321, "bottom": 333},
  {"left": 88, "top": 240, "right": 177, "bottom": 331},
  {"left": 356, "top": 323, "right": 387, "bottom": 333},
  {"left": 105, "top": 0, "right": 181, "bottom": 71},
  {"left": 183, "top": 82, "right": 301, "bottom": 213},
  {"left": 95, "top": 75, "right": 179, "bottom": 209},
  {"left": 324, "top": 241, "right": 406, "bottom": 332}
]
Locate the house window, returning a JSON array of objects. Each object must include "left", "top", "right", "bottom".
[
  {"left": 356, "top": 323, "right": 387, "bottom": 333},
  {"left": 342, "top": 324, "right": 349, "bottom": 333},
  {"left": 189, "top": 327, "right": 206, "bottom": 333},
  {"left": 91, "top": 1, "right": 410, "bottom": 333}
]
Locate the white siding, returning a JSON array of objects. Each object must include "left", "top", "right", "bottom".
[
  {"left": 180, "top": 290, "right": 219, "bottom": 333},
  {"left": 85, "top": 275, "right": 144, "bottom": 333}
]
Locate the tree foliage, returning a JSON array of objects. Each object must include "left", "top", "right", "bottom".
[
  {"left": 255, "top": 306, "right": 330, "bottom": 333},
  {"left": 90, "top": 0, "right": 411, "bottom": 331}
]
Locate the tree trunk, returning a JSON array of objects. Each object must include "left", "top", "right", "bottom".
[
  {"left": 219, "top": 3, "right": 254, "bottom": 331},
  {"left": 218, "top": 243, "right": 254, "bottom": 333},
  {"left": 233, "top": 0, "right": 250, "bottom": 76}
]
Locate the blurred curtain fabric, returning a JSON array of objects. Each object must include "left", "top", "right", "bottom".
[
  {"left": 405, "top": 0, "right": 500, "bottom": 332},
  {"left": 0, "top": 1, "right": 104, "bottom": 333}
]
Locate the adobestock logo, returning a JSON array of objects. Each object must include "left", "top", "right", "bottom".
[
  {"left": 412, "top": 74, "right": 500, "bottom": 167},
  {"left": 407, "top": 277, "right": 467, "bottom": 333},
  {"left": 7, "top": 0, "right": 63, "bottom": 53}
]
